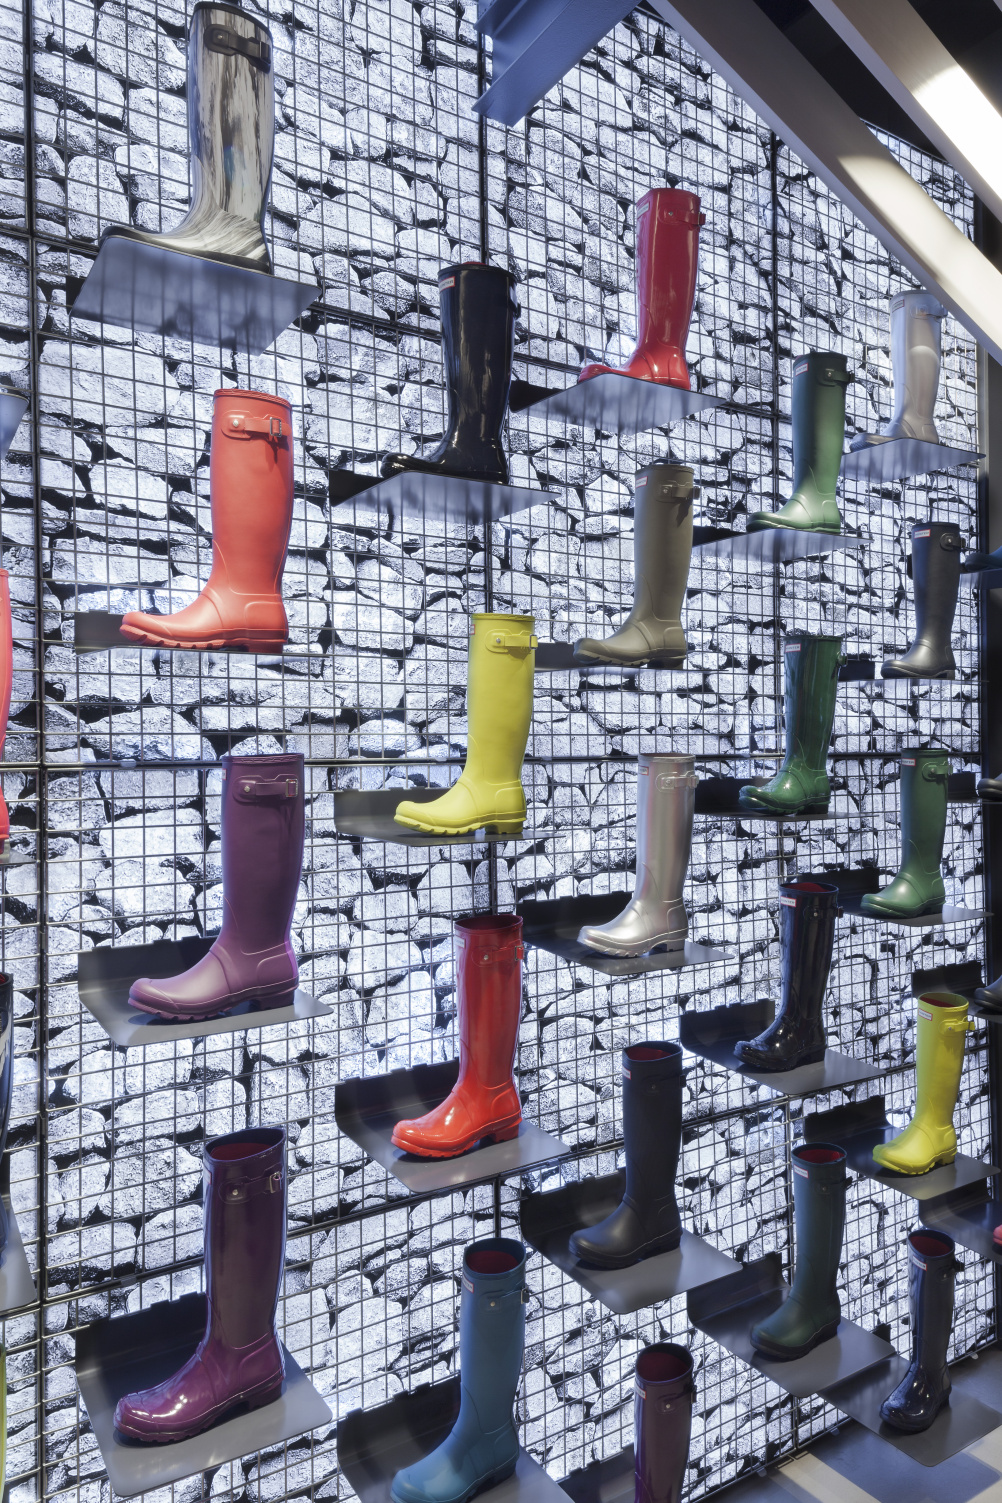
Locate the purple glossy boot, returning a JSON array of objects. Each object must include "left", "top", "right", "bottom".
[
  {"left": 114, "top": 1127, "right": 287, "bottom": 1444},
  {"left": 634, "top": 1344, "right": 695, "bottom": 1503},
  {"left": 129, "top": 753, "right": 304, "bottom": 1020}
]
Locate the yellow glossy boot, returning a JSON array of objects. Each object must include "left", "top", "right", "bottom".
[
  {"left": 394, "top": 613, "right": 537, "bottom": 835},
  {"left": 872, "top": 992, "right": 974, "bottom": 1175}
]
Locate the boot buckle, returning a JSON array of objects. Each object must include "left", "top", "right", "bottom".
[
  {"left": 486, "top": 630, "right": 537, "bottom": 654},
  {"left": 205, "top": 24, "right": 272, "bottom": 70},
  {"left": 227, "top": 413, "right": 285, "bottom": 441}
]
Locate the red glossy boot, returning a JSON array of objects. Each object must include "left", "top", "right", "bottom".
[
  {"left": 580, "top": 189, "right": 704, "bottom": 390},
  {"left": 391, "top": 914, "right": 524, "bottom": 1158},
  {"left": 121, "top": 388, "right": 293, "bottom": 653},
  {"left": 0, "top": 571, "right": 11, "bottom": 856}
]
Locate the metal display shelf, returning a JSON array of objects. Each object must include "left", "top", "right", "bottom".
[
  {"left": 804, "top": 1098, "right": 1000, "bottom": 1202},
  {"left": 919, "top": 1182, "right": 1002, "bottom": 1262},
  {"left": 329, "top": 467, "right": 557, "bottom": 524},
  {"left": 805, "top": 867, "right": 986, "bottom": 929},
  {"left": 823, "top": 1353, "right": 1002, "bottom": 1467},
  {"left": 0, "top": 387, "right": 27, "bottom": 463},
  {"left": 693, "top": 527, "right": 864, "bottom": 566},
  {"left": 332, "top": 789, "right": 536, "bottom": 847},
  {"left": 511, "top": 371, "right": 721, "bottom": 433},
  {"left": 472, "top": 0, "right": 633, "bottom": 126},
  {"left": 532, "top": 647, "right": 875, "bottom": 678},
  {"left": 679, "top": 1000, "right": 882, "bottom": 1097},
  {"left": 961, "top": 564, "right": 1002, "bottom": 590},
  {"left": 517, "top": 893, "right": 730, "bottom": 978},
  {"left": 560, "top": 1449, "right": 634, "bottom": 1503},
  {"left": 72, "top": 612, "right": 317, "bottom": 658},
  {"left": 840, "top": 438, "right": 983, "bottom": 485},
  {"left": 694, "top": 775, "right": 832, "bottom": 822}
]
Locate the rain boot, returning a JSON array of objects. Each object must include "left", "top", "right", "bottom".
[
  {"left": 580, "top": 189, "right": 704, "bottom": 389},
  {"left": 394, "top": 614, "right": 536, "bottom": 835},
  {"left": 128, "top": 753, "right": 304, "bottom": 1020},
  {"left": 381, "top": 263, "right": 518, "bottom": 484},
  {"left": 750, "top": 1144, "right": 847, "bottom": 1360},
  {"left": 748, "top": 353, "right": 851, "bottom": 533},
  {"left": 121, "top": 389, "right": 293, "bottom": 652},
  {"left": 977, "top": 774, "right": 1002, "bottom": 800},
  {"left": 963, "top": 542, "right": 1002, "bottom": 573},
  {"left": 872, "top": 993, "right": 973, "bottom": 1175},
  {"left": 578, "top": 755, "right": 695, "bottom": 957},
  {"left": 860, "top": 750, "right": 948, "bottom": 919},
  {"left": 115, "top": 1127, "right": 287, "bottom": 1442},
  {"left": 104, "top": 3, "right": 274, "bottom": 271},
  {"left": 881, "top": 522, "right": 963, "bottom": 680},
  {"left": 569, "top": 1044, "right": 683, "bottom": 1268},
  {"left": 734, "top": 881, "right": 837, "bottom": 1072},
  {"left": 0, "top": 572, "right": 12, "bottom": 857},
  {"left": 634, "top": 1345, "right": 695, "bottom": 1503},
  {"left": 851, "top": 291, "right": 946, "bottom": 449},
  {"left": 390, "top": 1238, "right": 526, "bottom": 1503},
  {"left": 880, "top": 1230, "right": 960, "bottom": 1432},
  {"left": 573, "top": 465, "right": 695, "bottom": 667},
  {"left": 0, "top": 975, "right": 13, "bottom": 1263},
  {"left": 738, "top": 635, "right": 842, "bottom": 816},
  {"left": 391, "top": 915, "right": 523, "bottom": 1158}
]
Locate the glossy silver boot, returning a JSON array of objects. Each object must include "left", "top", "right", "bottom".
[
  {"left": 851, "top": 291, "right": 945, "bottom": 449},
  {"left": 105, "top": 3, "right": 274, "bottom": 272},
  {"left": 579, "top": 754, "right": 696, "bottom": 957}
]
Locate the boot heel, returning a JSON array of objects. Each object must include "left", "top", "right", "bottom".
[
  {"left": 483, "top": 1122, "right": 520, "bottom": 1145},
  {"left": 483, "top": 818, "right": 525, "bottom": 835}
]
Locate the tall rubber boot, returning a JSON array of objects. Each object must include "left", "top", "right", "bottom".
[
  {"left": 851, "top": 291, "right": 946, "bottom": 449},
  {"left": 0, "top": 975, "right": 13, "bottom": 1263},
  {"left": 579, "top": 189, "right": 704, "bottom": 389},
  {"left": 569, "top": 1044, "right": 683, "bottom": 1268},
  {"left": 128, "top": 753, "right": 304, "bottom": 1020},
  {"left": 115, "top": 1127, "right": 287, "bottom": 1441},
  {"left": 578, "top": 755, "right": 695, "bottom": 957},
  {"left": 748, "top": 353, "right": 851, "bottom": 533},
  {"left": 738, "top": 634, "right": 842, "bottom": 815},
  {"left": 881, "top": 522, "right": 962, "bottom": 679},
  {"left": 977, "top": 774, "right": 1002, "bottom": 802},
  {"left": 750, "top": 1144, "right": 847, "bottom": 1359},
  {"left": 634, "top": 1345, "right": 695, "bottom": 1503},
  {"left": 121, "top": 389, "right": 293, "bottom": 652},
  {"left": 880, "top": 1230, "right": 960, "bottom": 1432},
  {"left": 381, "top": 264, "right": 518, "bottom": 484},
  {"left": 872, "top": 993, "right": 973, "bottom": 1175},
  {"left": 860, "top": 750, "right": 948, "bottom": 919},
  {"left": 391, "top": 915, "right": 523, "bottom": 1158},
  {"left": 104, "top": 3, "right": 274, "bottom": 271},
  {"left": 390, "top": 1238, "right": 526, "bottom": 1503},
  {"left": 573, "top": 465, "right": 695, "bottom": 667},
  {"left": 394, "top": 614, "right": 536, "bottom": 835},
  {"left": 734, "top": 880, "right": 837, "bottom": 1072},
  {"left": 0, "top": 572, "right": 12, "bottom": 857}
]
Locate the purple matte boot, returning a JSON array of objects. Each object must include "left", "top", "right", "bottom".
[
  {"left": 128, "top": 753, "right": 304, "bottom": 1020},
  {"left": 114, "top": 1127, "right": 287, "bottom": 1444},
  {"left": 634, "top": 1344, "right": 695, "bottom": 1503}
]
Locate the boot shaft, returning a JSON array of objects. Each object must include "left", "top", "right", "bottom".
[
  {"left": 790, "top": 1143, "right": 847, "bottom": 1293},
  {"left": 188, "top": 4, "right": 274, "bottom": 227},
  {"left": 913, "top": 990, "right": 972, "bottom": 1126},
  {"left": 782, "top": 633, "right": 843, "bottom": 772},
  {"left": 635, "top": 189, "right": 703, "bottom": 348},
  {"left": 0, "top": 973, "right": 12, "bottom": 1164},
  {"left": 778, "top": 880, "right": 837, "bottom": 1020},
  {"left": 203, "top": 1127, "right": 286, "bottom": 1348},
  {"left": 631, "top": 465, "right": 695, "bottom": 619},
  {"left": 209, "top": 388, "right": 294, "bottom": 593},
  {"left": 622, "top": 1043, "right": 684, "bottom": 1205},
  {"left": 219, "top": 752, "right": 305, "bottom": 951},
  {"left": 890, "top": 291, "right": 946, "bottom": 438},
  {"left": 633, "top": 1344, "right": 695, "bottom": 1503},
  {"left": 458, "top": 1238, "right": 526, "bottom": 1434},
  {"left": 0, "top": 571, "right": 10, "bottom": 759},
  {"left": 438, "top": 262, "right": 518, "bottom": 455},
  {"left": 906, "top": 1228, "right": 958, "bottom": 1371},
  {"left": 464, "top": 613, "right": 536, "bottom": 784},
  {"left": 633, "top": 754, "right": 696, "bottom": 907},
  {"left": 908, "top": 520, "right": 962, "bottom": 642},
  {"left": 790, "top": 352, "right": 851, "bottom": 505},
  {"left": 455, "top": 913, "right": 524, "bottom": 1091},
  {"left": 897, "top": 749, "right": 949, "bottom": 880}
]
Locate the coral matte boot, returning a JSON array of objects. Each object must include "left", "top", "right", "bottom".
[
  {"left": 128, "top": 753, "right": 304, "bottom": 1020},
  {"left": 580, "top": 189, "right": 704, "bottom": 389},
  {"left": 860, "top": 750, "right": 949, "bottom": 919},
  {"left": 578, "top": 754, "right": 696, "bottom": 957},
  {"left": 0, "top": 571, "right": 12, "bottom": 856},
  {"left": 573, "top": 465, "right": 695, "bottom": 667},
  {"left": 738, "top": 635, "right": 842, "bottom": 816},
  {"left": 394, "top": 614, "right": 536, "bottom": 835},
  {"left": 390, "top": 1238, "right": 526, "bottom": 1503},
  {"left": 634, "top": 1345, "right": 695, "bottom": 1503},
  {"left": 881, "top": 522, "right": 963, "bottom": 679},
  {"left": 851, "top": 291, "right": 946, "bottom": 449},
  {"left": 734, "top": 880, "right": 837, "bottom": 1072},
  {"left": 121, "top": 388, "right": 292, "bottom": 652},
  {"left": 391, "top": 914, "right": 523, "bottom": 1158},
  {"left": 872, "top": 992, "right": 973, "bottom": 1176},
  {"left": 751, "top": 1144, "right": 847, "bottom": 1359},
  {"left": 880, "top": 1230, "right": 961, "bottom": 1432},
  {"left": 570, "top": 1044, "right": 683, "bottom": 1268},
  {"left": 381, "top": 263, "right": 518, "bottom": 484},
  {"left": 748, "top": 353, "right": 851, "bottom": 533},
  {"left": 114, "top": 1128, "right": 287, "bottom": 1442}
]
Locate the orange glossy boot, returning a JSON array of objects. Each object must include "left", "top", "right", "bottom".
[
  {"left": 391, "top": 914, "right": 524, "bottom": 1159},
  {"left": 0, "top": 571, "right": 11, "bottom": 856},
  {"left": 121, "top": 388, "right": 293, "bottom": 653}
]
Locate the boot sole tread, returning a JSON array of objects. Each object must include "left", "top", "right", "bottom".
[{"left": 391, "top": 1121, "right": 522, "bottom": 1157}]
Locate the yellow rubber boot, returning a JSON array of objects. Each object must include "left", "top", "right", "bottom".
[
  {"left": 872, "top": 992, "right": 975, "bottom": 1175},
  {"left": 394, "top": 613, "right": 537, "bottom": 835}
]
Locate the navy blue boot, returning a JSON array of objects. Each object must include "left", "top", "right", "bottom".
[
  {"left": 0, "top": 973, "right": 13, "bottom": 1261},
  {"left": 880, "top": 1229, "right": 960, "bottom": 1432}
]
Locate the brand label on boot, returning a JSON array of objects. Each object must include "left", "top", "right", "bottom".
[
  {"left": 794, "top": 360, "right": 809, "bottom": 376},
  {"left": 637, "top": 200, "right": 650, "bottom": 216},
  {"left": 639, "top": 764, "right": 649, "bottom": 775},
  {"left": 793, "top": 1164, "right": 809, "bottom": 1177},
  {"left": 463, "top": 1275, "right": 474, "bottom": 1292},
  {"left": 439, "top": 275, "right": 456, "bottom": 288},
  {"left": 902, "top": 757, "right": 916, "bottom": 766},
  {"left": 636, "top": 475, "right": 648, "bottom": 486},
  {"left": 780, "top": 895, "right": 797, "bottom": 907},
  {"left": 623, "top": 1067, "right": 631, "bottom": 1079},
  {"left": 915, "top": 529, "right": 931, "bottom": 538},
  {"left": 636, "top": 1386, "right": 646, "bottom": 1399},
  {"left": 918, "top": 1008, "right": 933, "bottom": 1021},
  {"left": 786, "top": 643, "right": 800, "bottom": 653},
  {"left": 911, "top": 1254, "right": 927, "bottom": 1271}
]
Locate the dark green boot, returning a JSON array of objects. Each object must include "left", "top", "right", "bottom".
[
  {"left": 748, "top": 353, "right": 851, "bottom": 534},
  {"left": 739, "top": 634, "right": 842, "bottom": 816},
  {"left": 860, "top": 750, "right": 949, "bottom": 918},
  {"left": 751, "top": 1144, "right": 847, "bottom": 1359}
]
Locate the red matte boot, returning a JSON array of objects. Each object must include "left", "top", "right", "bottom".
[
  {"left": 120, "top": 388, "right": 293, "bottom": 653},
  {"left": 0, "top": 571, "right": 12, "bottom": 857},
  {"left": 580, "top": 188, "right": 704, "bottom": 390},
  {"left": 391, "top": 914, "right": 524, "bottom": 1158}
]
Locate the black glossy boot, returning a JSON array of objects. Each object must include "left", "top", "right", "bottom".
[
  {"left": 977, "top": 774, "right": 1002, "bottom": 803},
  {"left": 882, "top": 522, "right": 963, "bottom": 680},
  {"left": 880, "top": 1229, "right": 960, "bottom": 1432},
  {"left": 734, "top": 881, "right": 837, "bottom": 1071},
  {"left": 569, "top": 1043, "right": 683, "bottom": 1269},
  {"left": 380, "top": 263, "right": 518, "bottom": 485}
]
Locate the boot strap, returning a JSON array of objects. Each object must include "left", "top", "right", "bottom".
[
  {"left": 205, "top": 24, "right": 272, "bottom": 69},
  {"left": 938, "top": 532, "right": 964, "bottom": 552},
  {"left": 654, "top": 772, "right": 698, "bottom": 790},
  {"left": 460, "top": 938, "right": 524, "bottom": 964},
  {"left": 224, "top": 411, "right": 285, "bottom": 441},
  {"left": 483, "top": 628, "right": 537, "bottom": 654},
  {"left": 229, "top": 773, "right": 300, "bottom": 802},
  {"left": 216, "top": 1167, "right": 284, "bottom": 1201}
]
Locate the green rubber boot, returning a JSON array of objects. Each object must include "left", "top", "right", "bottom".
[
  {"left": 860, "top": 750, "right": 949, "bottom": 918},
  {"left": 748, "top": 352, "right": 851, "bottom": 534},
  {"left": 739, "top": 634, "right": 842, "bottom": 815}
]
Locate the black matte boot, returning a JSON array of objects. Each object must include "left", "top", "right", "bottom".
[
  {"left": 977, "top": 775, "right": 1002, "bottom": 802},
  {"left": 734, "top": 881, "right": 836, "bottom": 1072},
  {"left": 882, "top": 522, "right": 963, "bottom": 680},
  {"left": 380, "top": 263, "right": 518, "bottom": 485},
  {"left": 569, "top": 1044, "right": 683, "bottom": 1269},
  {"left": 0, "top": 973, "right": 11, "bottom": 1260},
  {"left": 880, "top": 1229, "right": 960, "bottom": 1432}
]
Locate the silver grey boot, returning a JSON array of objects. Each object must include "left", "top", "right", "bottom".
[
  {"left": 851, "top": 290, "right": 946, "bottom": 450},
  {"left": 106, "top": 3, "right": 274, "bottom": 272},
  {"left": 574, "top": 464, "right": 695, "bottom": 667},
  {"left": 579, "top": 754, "right": 696, "bottom": 956}
]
